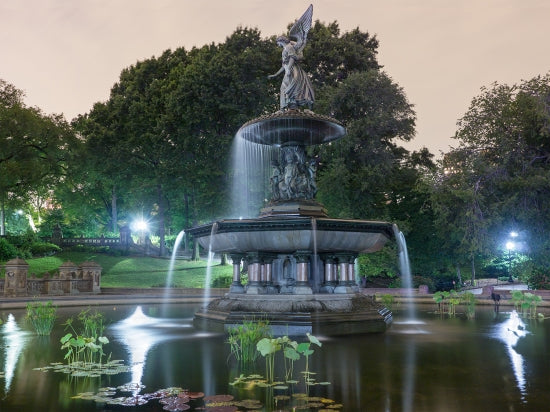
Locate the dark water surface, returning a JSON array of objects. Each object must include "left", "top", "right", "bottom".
[{"left": 1, "top": 303, "right": 549, "bottom": 411}]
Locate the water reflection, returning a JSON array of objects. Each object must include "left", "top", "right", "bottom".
[
  {"left": 491, "top": 310, "right": 528, "bottom": 400},
  {"left": 110, "top": 306, "right": 193, "bottom": 390},
  {"left": 1, "top": 314, "right": 31, "bottom": 393}
]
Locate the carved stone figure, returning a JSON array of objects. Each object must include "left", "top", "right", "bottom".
[
  {"left": 271, "top": 146, "right": 317, "bottom": 201},
  {"left": 268, "top": 4, "right": 314, "bottom": 110}
]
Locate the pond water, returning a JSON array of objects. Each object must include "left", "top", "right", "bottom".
[{"left": 1, "top": 302, "right": 550, "bottom": 411}]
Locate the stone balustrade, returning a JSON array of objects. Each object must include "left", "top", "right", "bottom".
[{"left": 1, "top": 258, "right": 102, "bottom": 297}]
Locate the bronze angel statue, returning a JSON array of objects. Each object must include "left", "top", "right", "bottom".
[{"left": 268, "top": 4, "right": 314, "bottom": 110}]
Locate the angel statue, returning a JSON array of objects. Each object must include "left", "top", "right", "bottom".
[{"left": 268, "top": 4, "right": 314, "bottom": 111}]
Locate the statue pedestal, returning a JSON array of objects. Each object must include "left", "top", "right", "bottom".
[{"left": 260, "top": 200, "right": 327, "bottom": 218}]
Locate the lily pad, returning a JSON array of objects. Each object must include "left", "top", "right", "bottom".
[{"left": 204, "top": 394, "right": 234, "bottom": 402}]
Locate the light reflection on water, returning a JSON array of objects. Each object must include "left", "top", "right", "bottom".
[
  {"left": 1, "top": 314, "right": 31, "bottom": 393},
  {"left": 489, "top": 310, "right": 528, "bottom": 401},
  {"left": 1, "top": 303, "right": 550, "bottom": 411}
]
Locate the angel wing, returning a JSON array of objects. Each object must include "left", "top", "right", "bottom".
[{"left": 289, "top": 4, "right": 313, "bottom": 55}]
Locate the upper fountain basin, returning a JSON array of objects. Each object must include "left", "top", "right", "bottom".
[
  {"left": 188, "top": 217, "right": 394, "bottom": 254},
  {"left": 236, "top": 110, "right": 346, "bottom": 146}
]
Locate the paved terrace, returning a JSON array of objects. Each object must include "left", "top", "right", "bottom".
[{"left": 1, "top": 280, "right": 549, "bottom": 310}]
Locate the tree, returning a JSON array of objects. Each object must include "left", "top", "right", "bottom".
[
  {"left": 430, "top": 74, "right": 550, "bottom": 280},
  {"left": 0, "top": 80, "right": 76, "bottom": 235},
  {"left": 314, "top": 70, "right": 417, "bottom": 219}
]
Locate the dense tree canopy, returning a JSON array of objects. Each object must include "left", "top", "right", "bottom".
[
  {"left": 430, "top": 74, "right": 550, "bottom": 286},
  {"left": 0, "top": 80, "right": 77, "bottom": 235}
]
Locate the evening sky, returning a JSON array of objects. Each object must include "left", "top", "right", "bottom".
[{"left": 1, "top": 0, "right": 549, "bottom": 155}]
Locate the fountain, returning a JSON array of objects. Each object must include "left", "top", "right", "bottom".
[{"left": 189, "top": 4, "right": 395, "bottom": 336}]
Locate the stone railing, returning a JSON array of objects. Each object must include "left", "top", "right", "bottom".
[
  {"left": 58, "top": 235, "right": 121, "bottom": 247},
  {"left": 1, "top": 258, "right": 102, "bottom": 297}
]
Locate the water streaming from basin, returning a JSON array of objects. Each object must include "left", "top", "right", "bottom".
[
  {"left": 202, "top": 223, "right": 218, "bottom": 304},
  {"left": 162, "top": 230, "right": 186, "bottom": 316}
]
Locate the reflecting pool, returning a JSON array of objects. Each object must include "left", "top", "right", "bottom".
[{"left": 1, "top": 303, "right": 550, "bottom": 411}]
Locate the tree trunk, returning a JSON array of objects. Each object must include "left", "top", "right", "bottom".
[
  {"left": 157, "top": 184, "right": 166, "bottom": 257},
  {"left": 184, "top": 193, "right": 190, "bottom": 252},
  {"left": 220, "top": 253, "right": 228, "bottom": 265},
  {"left": 192, "top": 240, "right": 201, "bottom": 261},
  {"left": 471, "top": 254, "right": 476, "bottom": 286},
  {"left": 0, "top": 196, "right": 5, "bottom": 236},
  {"left": 111, "top": 186, "right": 118, "bottom": 234},
  {"left": 190, "top": 190, "right": 201, "bottom": 261}
]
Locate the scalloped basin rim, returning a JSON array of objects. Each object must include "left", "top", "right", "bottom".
[
  {"left": 236, "top": 110, "right": 346, "bottom": 146},
  {"left": 188, "top": 218, "right": 395, "bottom": 254}
]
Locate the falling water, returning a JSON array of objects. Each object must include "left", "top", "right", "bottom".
[
  {"left": 162, "top": 230, "right": 185, "bottom": 316},
  {"left": 392, "top": 224, "right": 417, "bottom": 321},
  {"left": 203, "top": 223, "right": 218, "bottom": 304},
  {"left": 230, "top": 135, "right": 273, "bottom": 218}
]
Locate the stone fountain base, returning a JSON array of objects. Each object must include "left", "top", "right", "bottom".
[{"left": 193, "top": 293, "right": 392, "bottom": 336}]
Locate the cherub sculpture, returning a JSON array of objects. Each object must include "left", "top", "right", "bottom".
[{"left": 268, "top": 4, "right": 314, "bottom": 110}]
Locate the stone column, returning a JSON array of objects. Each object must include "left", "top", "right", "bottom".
[
  {"left": 3, "top": 258, "right": 28, "bottom": 297},
  {"left": 262, "top": 254, "right": 278, "bottom": 294},
  {"left": 334, "top": 253, "right": 357, "bottom": 294},
  {"left": 294, "top": 251, "right": 312, "bottom": 294},
  {"left": 320, "top": 254, "right": 337, "bottom": 293},
  {"left": 229, "top": 253, "right": 245, "bottom": 293},
  {"left": 245, "top": 252, "right": 263, "bottom": 294},
  {"left": 79, "top": 261, "right": 102, "bottom": 293}
]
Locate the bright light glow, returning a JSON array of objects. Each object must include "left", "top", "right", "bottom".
[
  {"left": 506, "top": 241, "right": 515, "bottom": 251},
  {"left": 131, "top": 219, "right": 149, "bottom": 232},
  {"left": 510, "top": 231, "right": 518, "bottom": 238}
]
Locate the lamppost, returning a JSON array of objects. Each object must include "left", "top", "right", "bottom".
[
  {"left": 505, "top": 231, "right": 518, "bottom": 283},
  {"left": 131, "top": 219, "right": 149, "bottom": 245}
]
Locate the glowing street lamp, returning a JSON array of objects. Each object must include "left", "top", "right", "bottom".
[
  {"left": 505, "top": 233, "right": 517, "bottom": 283},
  {"left": 131, "top": 219, "right": 149, "bottom": 245}
]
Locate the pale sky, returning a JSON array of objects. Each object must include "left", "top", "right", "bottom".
[{"left": 1, "top": 0, "right": 549, "bottom": 155}]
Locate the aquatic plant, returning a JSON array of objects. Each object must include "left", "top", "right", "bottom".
[
  {"left": 257, "top": 336, "right": 283, "bottom": 383},
  {"left": 510, "top": 290, "right": 543, "bottom": 318},
  {"left": 433, "top": 291, "right": 445, "bottom": 314},
  {"left": 433, "top": 290, "right": 460, "bottom": 317},
  {"left": 25, "top": 301, "right": 57, "bottom": 335},
  {"left": 256, "top": 333, "right": 324, "bottom": 388},
  {"left": 227, "top": 318, "right": 271, "bottom": 367},
  {"left": 380, "top": 294, "right": 395, "bottom": 310},
  {"left": 60, "top": 308, "right": 109, "bottom": 366},
  {"left": 461, "top": 291, "right": 476, "bottom": 319},
  {"left": 296, "top": 333, "right": 322, "bottom": 386}
]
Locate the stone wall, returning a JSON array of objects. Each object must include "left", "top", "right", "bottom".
[{"left": 1, "top": 258, "right": 102, "bottom": 297}]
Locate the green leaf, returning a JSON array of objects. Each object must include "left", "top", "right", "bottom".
[
  {"left": 257, "top": 338, "right": 279, "bottom": 356},
  {"left": 60, "top": 333, "right": 73, "bottom": 344},
  {"left": 284, "top": 347, "right": 300, "bottom": 361},
  {"left": 307, "top": 333, "right": 322, "bottom": 347}
]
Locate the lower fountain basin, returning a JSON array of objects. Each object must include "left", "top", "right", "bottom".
[
  {"left": 194, "top": 293, "right": 392, "bottom": 336},
  {"left": 188, "top": 217, "right": 394, "bottom": 254}
]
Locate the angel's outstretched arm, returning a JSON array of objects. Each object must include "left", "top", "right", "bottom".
[{"left": 268, "top": 66, "right": 284, "bottom": 79}]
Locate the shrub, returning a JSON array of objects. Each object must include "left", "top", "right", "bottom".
[
  {"left": 211, "top": 275, "right": 232, "bottom": 288},
  {"left": 527, "top": 267, "right": 550, "bottom": 290},
  {"left": 0, "top": 238, "right": 18, "bottom": 261},
  {"left": 30, "top": 242, "right": 61, "bottom": 257}
]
